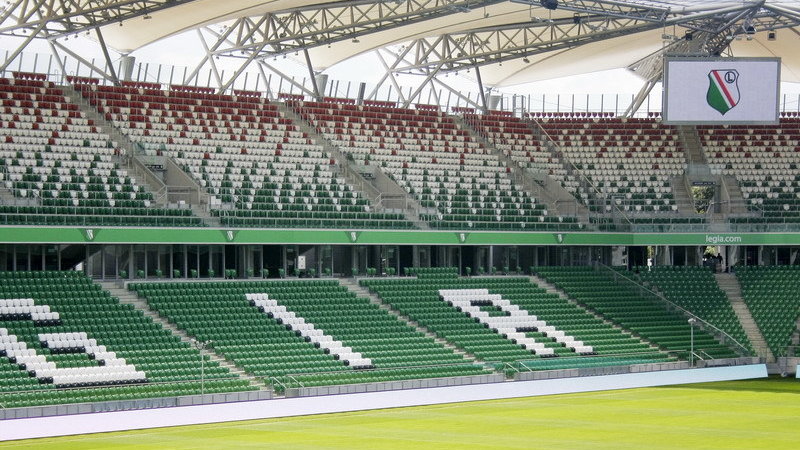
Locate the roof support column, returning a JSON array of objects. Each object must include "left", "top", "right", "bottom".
[
  {"left": 368, "top": 46, "right": 414, "bottom": 101},
  {"left": 217, "top": 37, "right": 270, "bottom": 94},
  {"left": 184, "top": 23, "right": 240, "bottom": 85},
  {"left": 474, "top": 65, "right": 488, "bottom": 112},
  {"left": 624, "top": 76, "right": 658, "bottom": 118},
  {"left": 46, "top": 40, "right": 71, "bottom": 85},
  {"left": 431, "top": 77, "right": 482, "bottom": 110},
  {"left": 195, "top": 29, "right": 223, "bottom": 89},
  {"left": 48, "top": 38, "right": 119, "bottom": 83},
  {"left": 257, "top": 60, "right": 316, "bottom": 98},
  {"left": 401, "top": 64, "right": 442, "bottom": 109},
  {"left": 371, "top": 49, "right": 407, "bottom": 104},
  {"left": 303, "top": 48, "right": 321, "bottom": 101},
  {"left": 95, "top": 27, "right": 120, "bottom": 85}
]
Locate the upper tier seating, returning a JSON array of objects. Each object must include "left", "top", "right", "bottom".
[
  {"left": 130, "top": 279, "right": 490, "bottom": 392},
  {"left": 699, "top": 118, "right": 800, "bottom": 226},
  {"left": 462, "top": 110, "right": 568, "bottom": 181},
  {"left": 0, "top": 271, "right": 251, "bottom": 409},
  {"left": 633, "top": 266, "right": 751, "bottom": 353},
  {"left": 735, "top": 266, "right": 800, "bottom": 356},
  {"left": 290, "top": 99, "right": 580, "bottom": 231},
  {"left": 74, "top": 81, "right": 410, "bottom": 230},
  {"left": 0, "top": 74, "right": 201, "bottom": 226},
  {"left": 362, "top": 268, "right": 673, "bottom": 370},
  {"left": 535, "top": 116, "right": 685, "bottom": 215},
  {"left": 534, "top": 266, "right": 740, "bottom": 360}
]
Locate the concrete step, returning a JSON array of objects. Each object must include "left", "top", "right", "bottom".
[
  {"left": 714, "top": 273, "right": 774, "bottom": 362},
  {"left": 722, "top": 175, "right": 749, "bottom": 214},
  {"left": 677, "top": 125, "right": 707, "bottom": 165},
  {"left": 0, "top": 184, "right": 19, "bottom": 205},
  {"left": 61, "top": 84, "right": 171, "bottom": 207},
  {"left": 275, "top": 103, "right": 428, "bottom": 228},
  {"left": 338, "top": 277, "right": 478, "bottom": 362},
  {"left": 98, "top": 282, "right": 270, "bottom": 390},
  {"left": 670, "top": 176, "right": 697, "bottom": 216}
]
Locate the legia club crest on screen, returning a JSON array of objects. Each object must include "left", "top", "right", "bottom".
[{"left": 706, "top": 69, "right": 740, "bottom": 115}]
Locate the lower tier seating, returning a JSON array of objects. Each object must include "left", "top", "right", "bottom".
[
  {"left": 735, "top": 266, "right": 800, "bottom": 356},
  {"left": 362, "top": 268, "right": 672, "bottom": 369},
  {"left": 533, "top": 267, "right": 740, "bottom": 360},
  {"left": 0, "top": 271, "right": 252, "bottom": 409},
  {"left": 634, "top": 266, "right": 751, "bottom": 353},
  {"left": 130, "top": 279, "right": 490, "bottom": 392}
]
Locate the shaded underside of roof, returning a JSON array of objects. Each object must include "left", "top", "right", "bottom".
[{"left": 12, "top": 1, "right": 800, "bottom": 86}]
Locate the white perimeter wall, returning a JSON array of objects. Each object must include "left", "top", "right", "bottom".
[{"left": 0, "top": 365, "right": 768, "bottom": 441}]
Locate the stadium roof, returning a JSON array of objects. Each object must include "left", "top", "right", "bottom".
[{"left": 2, "top": 1, "right": 800, "bottom": 89}]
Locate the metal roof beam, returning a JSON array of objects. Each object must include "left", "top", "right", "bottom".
[
  {"left": 0, "top": 0, "right": 198, "bottom": 38},
  {"left": 203, "top": 0, "right": 504, "bottom": 59},
  {"left": 391, "top": 2, "right": 757, "bottom": 73}
]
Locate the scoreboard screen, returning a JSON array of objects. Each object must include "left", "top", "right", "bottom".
[{"left": 663, "top": 57, "right": 780, "bottom": 125}]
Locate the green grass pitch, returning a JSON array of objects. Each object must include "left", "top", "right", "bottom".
[{"left": 5, "top": 377, "right": 800, "bottom": 449}]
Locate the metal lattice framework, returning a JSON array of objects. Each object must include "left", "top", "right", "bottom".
[
  {"left": 0, "top": 0, "right": 196, "bottom": 37},
  {"left": 389, "top": 1, "right": 800, "bottom": 74}
]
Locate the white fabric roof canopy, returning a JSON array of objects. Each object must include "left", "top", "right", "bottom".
[{"left": 94, "top": 0, "right": 800, "bottom": 87}]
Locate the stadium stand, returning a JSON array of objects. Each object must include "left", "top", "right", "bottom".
[
  {"left": 633, "top": 266, "right": 752, "bottom": 353},
  {"left": 461, "top": 109, "right": 568, "bottom": 183},
  {"left": 73, "top": 80, "right": 411, "bottom": 229},
  {"left": 0, "top": 271, "right": 253, "bottom": 408},
  {"left": 0, "top": 73, "right": 201, "bottom": 226},
  {"left": 534, "top": 115, "right": 685, "bottom": 215},
  {"left": 533, "top": 266, "right": 741, "bottom": 360},
  {"left": 735, "top": 266, "right": 800, "bottom": 357},
  {"left": 700, "top": 118, "right": 800, "bottom": 227},
  {"left": 361, "top": 268, "right": 675, "bottom": 371},
  {"left": 130, "top": 279, "right": 491, "bottom": 392},
  {"left": 289, "top": 99, "right": 581, "bottom": 231}
]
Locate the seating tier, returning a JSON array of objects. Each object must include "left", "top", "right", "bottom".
[
  {"left": 536, "top": 116, "right": 684, "bottom": 215},
  {"left": 130, "top": 279, "right": 490, "bottom": 391},
  {"left": 74, "top": 82, "right": 411, "bottom": 230},
  {"left": 0, "top": 75, "right": 201, "bottom": 226},
  {"left": 0, "top": 271, "right": 251, "bottom": 408},
  {"left": 735, "top": 266, "right": 800, "bottom": 356},
  {"left": 290, "top": 100, "right": 580, "bottom": 231},
  {"left": 699, "top": 119, "right": 800, "bottom": 226},
  {"left": 362, "top": 269, "right": 672, "bottom": 368},
  {"left": 534, "top": 266, "right": 740, "bottom": 360},
  {"left": 633, "top": 266, "right": 751, "bottom": 353}
]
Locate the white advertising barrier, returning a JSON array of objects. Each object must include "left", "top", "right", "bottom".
[
  {"left": 663, "top": 57, "right": 780, "bottom": 125},
  {"left": 0, "top": 364, "right": 767, "bottom": 441}
]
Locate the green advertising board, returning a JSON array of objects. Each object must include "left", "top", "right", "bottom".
[{"left": 1, "top": 227, "right": 798, "bottom": 246}]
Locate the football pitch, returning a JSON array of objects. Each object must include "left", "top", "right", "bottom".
[{"left": 4, "top": 377, "right": 799, "bottom": 449}]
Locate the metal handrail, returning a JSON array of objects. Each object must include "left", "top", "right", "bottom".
[
  {"left": 460, "top": 113, "right": 579, "bottom": 217},
  {"left": 269, "top": 376, "right": 288, "bottom": 392},
  {"left": 527, "top": 116, "right": 633, "bottom": 226},
  {"left": 273, "top": 361, "right": 490, "bottom": 390},
  {"left": 0, "top": 375, "right": 247, "bottom": 399},
  {"left": 596, "top": 263, "right": 751, "bottom": 357},
  {"left": 512, "top": 350, "right": 677, "bottom": 373}
]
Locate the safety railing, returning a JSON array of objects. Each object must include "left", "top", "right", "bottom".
[
  {"left": 595, "top": 263, "right": 751, "bottom": 358},
  {"left": 269, "top": 361, "right": 495, "bottom": 394},
  {"left": 529, "top": 116, "right": 634, "bottom": 229},
  {"left": 0, "top": 375, "right": 258, "bottom": 408}
]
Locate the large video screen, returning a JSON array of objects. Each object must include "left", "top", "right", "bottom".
[{"left": 663, "top": 57, "right": 780, "bottom": 125}]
